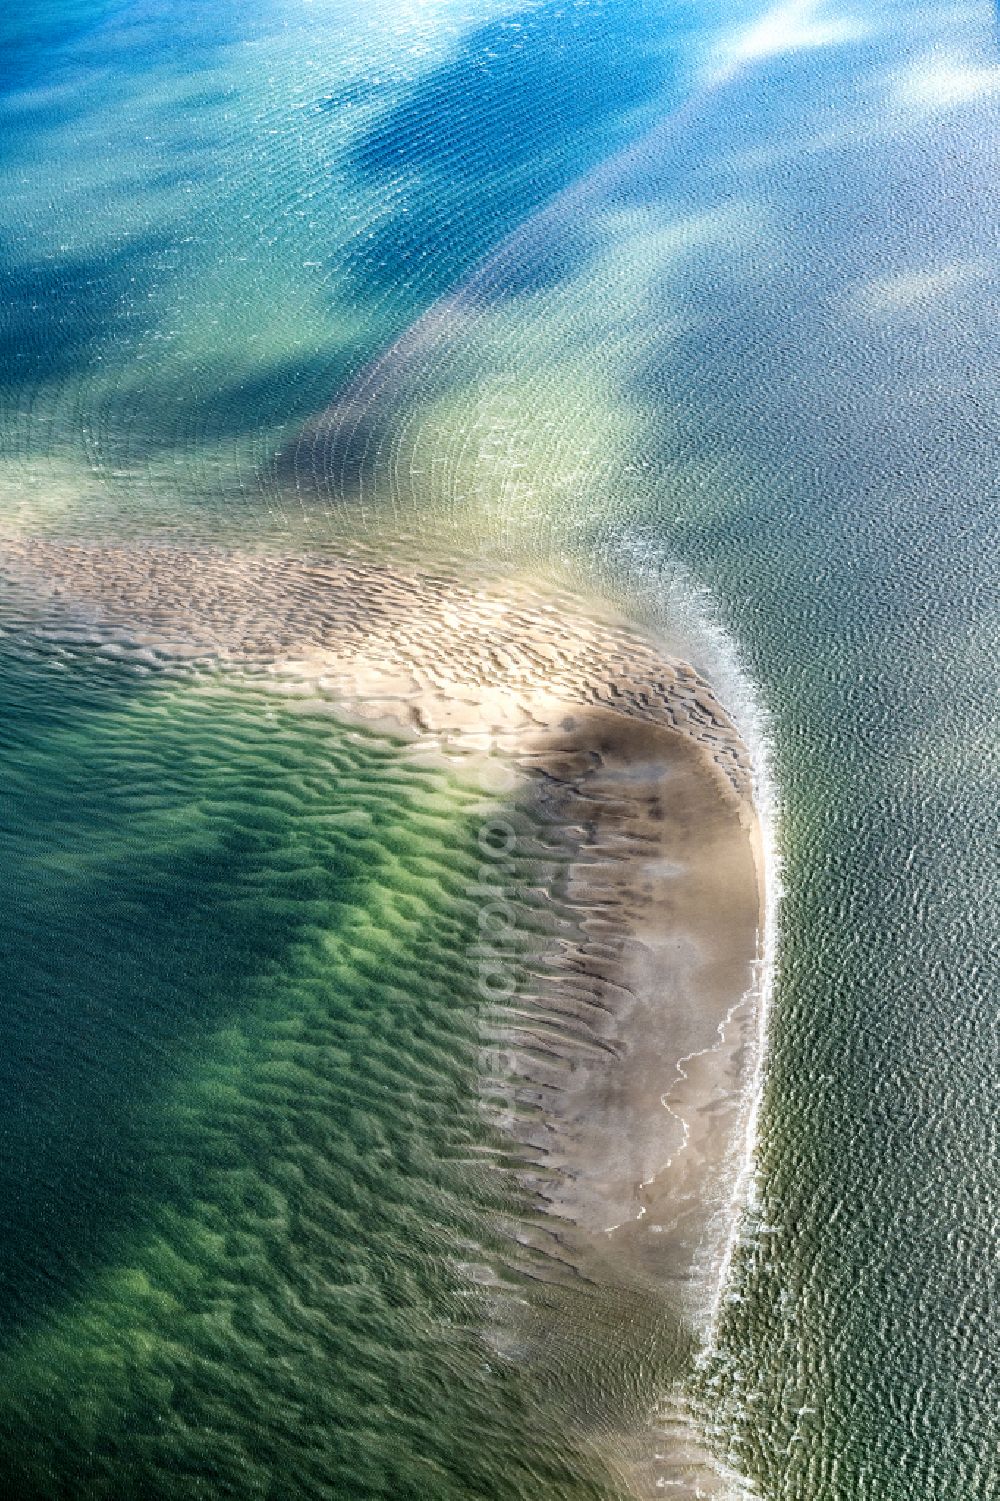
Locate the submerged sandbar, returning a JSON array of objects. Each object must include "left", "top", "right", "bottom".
[{"left": 1, "top": 532, "right": 765, "bottom": 1494}]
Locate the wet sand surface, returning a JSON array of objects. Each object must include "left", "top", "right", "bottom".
[
  {"left": 519, "top": 710, "right": 761, "bottom": 1262},
  {"left": 0, "top": 535, "right": 751, "bottom": 796}
]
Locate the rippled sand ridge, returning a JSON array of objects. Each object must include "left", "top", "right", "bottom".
[{"left": 0, "top": 531, "right": 765, "bottom": 1497}]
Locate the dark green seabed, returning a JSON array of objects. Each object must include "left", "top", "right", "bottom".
[
  {"left": 1, "top": 1, "right": 998, "bottom": 1498},
  {"left": 0, "top": 651, "right": 634, "bottom": 1497}
]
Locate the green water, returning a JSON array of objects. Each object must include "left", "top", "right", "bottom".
[
  {"left": 0, "top": 645, "right": 668, "bottom": 1497},
  {"left": 1, "top": 0, "right": 998, "bottom": 1497}
]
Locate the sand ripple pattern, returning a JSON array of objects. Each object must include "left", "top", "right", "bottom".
[
  {"left": 0, "top": 537, "right": 753, "bottom": 804},
  {"left": 0, "top": 644, "right": 651, "bottom": 1498},
  {"left": 0, "top": 529, "right": 766, "bottom": 1498}
]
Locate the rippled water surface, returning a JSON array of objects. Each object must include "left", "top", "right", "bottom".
[{"left": 1, "top": 0, "right": 998, "bottom": 1497}]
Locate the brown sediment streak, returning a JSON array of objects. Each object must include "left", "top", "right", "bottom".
[{"left": 0, "top": 534, "right": 762, "bottom": 1494}]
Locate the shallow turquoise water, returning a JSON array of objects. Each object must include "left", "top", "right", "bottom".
[{"left": 1, "top": 1, "right": 998, "bottom": 1498}]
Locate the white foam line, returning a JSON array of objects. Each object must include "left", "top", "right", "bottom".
[
  {"left": 594, "top": 535, "right": 782, "bottom": 1498},
  {"left": 644, "top": 563, "right": 784, "bottom": 1356},
  {"left": 702, "top": 674, "right": 782, "bottom": 1349}
]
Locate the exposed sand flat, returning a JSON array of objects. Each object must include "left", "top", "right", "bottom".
[
  {"left": 0, "top": 536, "right": 752, "bottom": 803},
  {"left": 0, "top": 534, "right": 762, "bottom": 1496},
  {"left": 518, "top": 710, "right": 760, "bottom": 1250}
]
